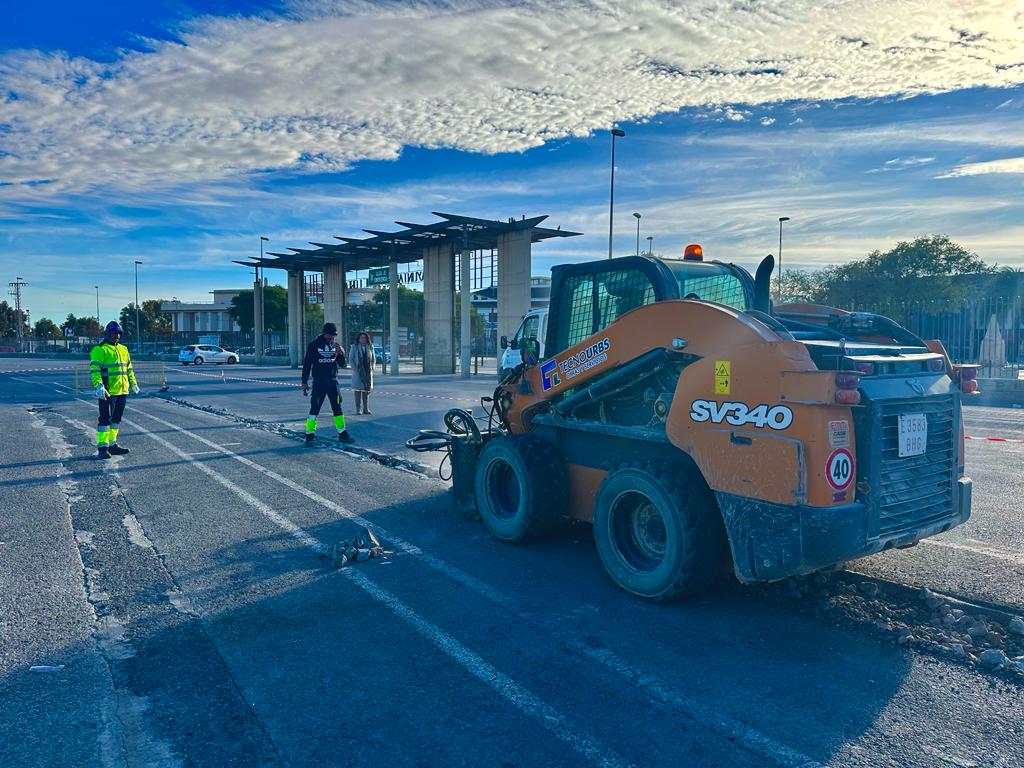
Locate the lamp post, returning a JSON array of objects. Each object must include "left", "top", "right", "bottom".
[
  {"left": 608, "top": 127, "right": 625, "bottom": 259},
  {"left": 134, "top": 261, "right": 142, "bottom": 353},
  {"left": 633, "top": 212, "right": 641, "bottom": 257},
  {"left": 646, "top": 235, "right": 653, "bottom": 256},
  {"left": 94, "top": 285, "right": 100, "bottom": 322},
  {"left": 777, "top": 216, "right": 790, "bottom": 301}
]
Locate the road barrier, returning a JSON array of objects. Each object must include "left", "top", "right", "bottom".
[{"left": 74, "top": 361, "right": 167, "bottom": 393}]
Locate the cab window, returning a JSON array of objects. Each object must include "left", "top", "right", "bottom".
[
  {"left": 668, "top": 263, "right": 749, "bottom": 310},
  {"left": 515, "top": 315, "right": 540, "bottom": 346}
]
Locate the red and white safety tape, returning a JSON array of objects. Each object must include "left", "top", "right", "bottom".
[{"left": 964, "top": 435, "right": 1024, "bottom": 443}]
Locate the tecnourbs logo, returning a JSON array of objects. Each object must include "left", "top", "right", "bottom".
[
  {"left": 541, "top": 337, "right": 611, "bottom": 391},
  {"left": 540, "top": 358, "right": 561, "bottom": 391},
  {"left": 689, "top": 400, "right": 794, "bottom": 431}
]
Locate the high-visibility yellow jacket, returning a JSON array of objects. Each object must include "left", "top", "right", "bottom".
[{"left": 89, "top": 341, "right": 137, "bottom": 395}]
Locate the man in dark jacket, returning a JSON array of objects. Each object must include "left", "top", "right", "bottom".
[{"left": 301, "top": 322, "right": 354, "bottom": 445}]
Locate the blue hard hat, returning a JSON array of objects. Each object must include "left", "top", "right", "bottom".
[{"left": 105, "top": 321, "right": 124, "bottom": 335}]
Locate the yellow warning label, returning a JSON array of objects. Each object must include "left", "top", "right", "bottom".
[{"left": 714, "top": 360, "right": 731, "bottom": 394}]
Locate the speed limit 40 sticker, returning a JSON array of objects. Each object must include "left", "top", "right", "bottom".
[{"left": 826, "top": 448, "right": 854, "bottom": 490}]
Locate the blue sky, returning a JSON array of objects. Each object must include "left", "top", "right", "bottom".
[{"left": 1, "top": 1, "right": 1023, "bottom": 323}]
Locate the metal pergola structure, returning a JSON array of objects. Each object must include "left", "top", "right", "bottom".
[{"left": 233, "top": 211, "right": 581, "bottom": 274}]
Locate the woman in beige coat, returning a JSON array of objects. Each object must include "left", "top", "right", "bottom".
[{"left": 349, "top": 332, "right": 375, "bottom": 414}]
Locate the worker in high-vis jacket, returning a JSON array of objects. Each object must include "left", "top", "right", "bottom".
[
  {"left": 90, "top": 321, "right": 140, "bottom": 459},
  {"left": 301, "top": 322, "right": 354, "bottom": 446}
]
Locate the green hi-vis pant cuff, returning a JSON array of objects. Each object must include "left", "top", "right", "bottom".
[
  {"left": 96, "top": 429, "right": 110, "bottom": 447},
  {"left": 109, "top": 426, "right": 120, "bottom": 443},
  {"left": 333, "top": 414, "right": 346, "bottom": 431},
  {"left": 305, "top": 417, "right": 317, "bottom": 434}
]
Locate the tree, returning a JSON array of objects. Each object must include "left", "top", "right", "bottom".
[
  {"left": 34, "top": 318, "right": 61, "bottom": 339},
  {"left": 65, "top": 313, "right": 102, "bottom": 337},
  {"left": 0, "top": 301, "right": 29, "bottom": 338},
  {"left": 118, "top": 304, "right": 147, "bottom": 337},
  {"left": 228, "top": 286, "right": 288, "bottom": 332},
  {"left": 142, "top": 299, "right": 172, "bottom": 334},
  {"left": 776, "top": 269, "right": 827, "bottom": 304},
  {"left": 817, "top": 235, "right": 993, "bottom": 307},
  {"left": 372, "top": 285, "right": 424, "bottom": 339}
]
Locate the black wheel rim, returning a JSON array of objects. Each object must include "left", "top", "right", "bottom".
[
  {"left": 609, "top": 491, "right": 667, "bottom": 573},
  {"left": 484, "top": 459, "right": 521, "bottom": 521}
]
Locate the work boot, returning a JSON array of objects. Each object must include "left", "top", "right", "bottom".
[
  {"left": 355, "top": 408, "right": 362, "bottom": 415},
  {"left": 338, "top": 431, "right": 355, "bottom": 445},
  {"left": 304, "top": 433, "right": 315, "bottom": 447},
  {"left": 107, "top": 444, "right": 130, "bottom": 456},
  {"left": 363, "top": 409, "right": 372, "bottom": 415},
  {"left": 97, "top": 446, "right": 111, "bottom": 460}
]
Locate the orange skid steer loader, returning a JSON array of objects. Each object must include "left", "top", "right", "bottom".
[{"left": 412, "top": 248, "right": 972, "bottom": 601}]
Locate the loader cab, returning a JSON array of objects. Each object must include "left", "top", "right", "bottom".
[{"left": 545, "top": 255, "right": 755, "bottom": 356}]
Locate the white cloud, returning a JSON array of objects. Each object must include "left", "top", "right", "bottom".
[
  {"left": 0, "top": 0, "right": 1022, "bottom": 196},
  {"left": 937, "top": 156, "right": 1024, "bottom": 177},
  {"left": 866, "top": 155, "right": 936, "bottom": 172},
  {"left": 760, "top": 117, "right": 776, "bottom": 126}
]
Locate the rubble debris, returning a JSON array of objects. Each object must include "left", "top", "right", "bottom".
[
  {"left": 758, "top": 574, "right": 1024, "bottom": 682},
  {"left": 858, "top": 582, "right": 879, "bottom": 598},
  {"left": 329, "top": 535, "right": 387, "bottom": 569},
  {"left": 978, "top": 649, "right": 1010, "bottom": 669}
]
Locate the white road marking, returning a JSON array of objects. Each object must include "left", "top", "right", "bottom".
[
  {"left": 132, "top": 409, "right": 510, "bottom": 606},
  {"left": 23, "top": 374, "right": 824, "bottom": 768},
  {"left": 922, "top": 537, "right": 1024, "bottom": 567},
  {"left": 118, "top": 412, "right": 631, "bottom": 768}
]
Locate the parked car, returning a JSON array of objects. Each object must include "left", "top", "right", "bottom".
[
  {"left": 179, "top": 344, "right": 239, "bottom": 365},
  {"left": 235, "top": 346, "right": 256, "bottom": 356},
  {"left": 264, "top": 346, "right": 289, "bottom": 357},
  {"left": 373, "top": 345, "right": 392, "bottom": 365}
]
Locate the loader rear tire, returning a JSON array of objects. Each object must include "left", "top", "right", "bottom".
[
  {"left": 474, "top": 434, "right": 567, "bottom": 543},
  {"left": 594, "top": 464, "right": 725, "bottom": 601}
]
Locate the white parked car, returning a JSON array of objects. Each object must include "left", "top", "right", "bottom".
[
  {"left": 179, "top": 344, "right": 239, "bottom": 365},
  {"left": 373, "top": 345, "right": 392, "bottom": 364}
]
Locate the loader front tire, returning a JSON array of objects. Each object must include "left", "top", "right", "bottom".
[
  {"left": 594, "top": 464, "right": 725, "bottom": 601},
  {"left": 474, "top": 435, "right": 567, "bottom": 542}
]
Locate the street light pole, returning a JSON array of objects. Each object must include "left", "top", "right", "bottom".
[
  {"left": 94, "top": 285, "right": 100, "bottom": 322},
  {"left": 646, "top": 235, "right": 653, "bottom": 256},
  {"left": 777, "top": 216, "right": 790, "bottom": 301},
  {"left": 608, "top": 127, "right": 625, "bottom": 259},
  {"left": 134, "top": 260, "right": 142, "bottom": 353},
  {"left": 633, "top": 212, "right": 641, "bottom": 257}
]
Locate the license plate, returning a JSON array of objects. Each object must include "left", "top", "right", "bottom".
[{"left": 898, "top": 413, "right": 928, "bottom": 457}]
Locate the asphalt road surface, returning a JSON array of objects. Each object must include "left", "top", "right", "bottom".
[{"left": 1, "top": 358, "right": 1022, "bottom": 767}]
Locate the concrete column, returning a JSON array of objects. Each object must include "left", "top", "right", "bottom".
[
  {"left": 497, "top": 229, "right": 533, "bottom": 349},
  {"left": 323, "top": 262, "right": 346, "bottom": 343},
  {"left": 389, "top": 261, "right": 399, "bottom": 376},
  {"left": 423, "top": 244, "right": 454, "bottom": 374},
  {"left": 253, "top": 280, "right": 264, "bottom": 364},
  {"left": 297, "top": 270, "right": 306, "bottom": 362},
  {"left": 287, "top": 271, "right": 299, "bottom": 367},
  {"left": 460, "top": 248, "right": 471, "bottom": 379}
]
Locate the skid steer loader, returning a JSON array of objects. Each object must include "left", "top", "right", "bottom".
[{"left": 415, "top": 247, "right": 973, "bottom": 601}]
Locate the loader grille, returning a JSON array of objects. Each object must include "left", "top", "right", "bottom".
[{"left": 874, "top": 395, "right": 956, "bottom": 538}]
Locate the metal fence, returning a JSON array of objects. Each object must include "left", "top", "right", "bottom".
[
  {"left": 847, "top": 296, "right": 1024, "bottom": 379},
  {"left": 73, "top": 361, "right": 167, "bottom": 392}
]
